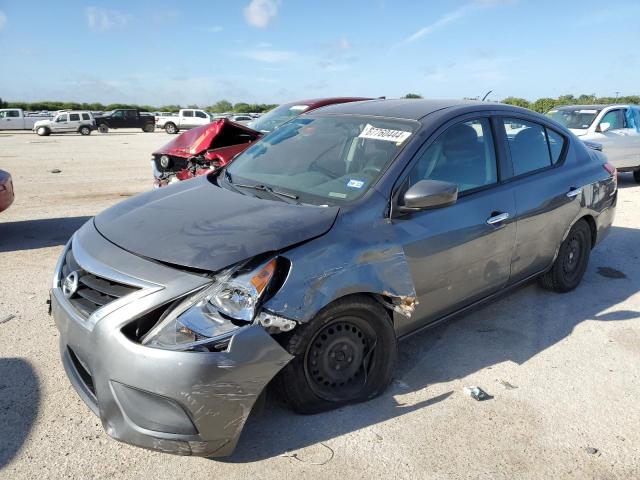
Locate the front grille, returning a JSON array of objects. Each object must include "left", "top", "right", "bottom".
[{"left": 61, "top": 247, "right": 140, "bottom": 318}]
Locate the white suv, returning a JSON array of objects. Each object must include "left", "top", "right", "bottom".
[{"left": 33, "top": 111, "right": 96, "bottom": 136}]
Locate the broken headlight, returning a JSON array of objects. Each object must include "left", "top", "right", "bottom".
[{"left": 141, "top": 258, "right": 277, "bottom": 350}]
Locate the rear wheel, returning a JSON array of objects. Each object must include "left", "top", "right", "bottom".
[
  {"left": 36, "top": 127, "right": 50, "bottom": 136},
  {"left": 539, "top": 219, "right": 591, "bottom": 292},
  {"left": 280, "top": 296, "right": 396, "bottom": 414},
  {"left": 633, "top": 169, "right": 640, "bottom": 183},
  {"left": 79, "top": 126, "right": 91, "bottom": 136},
  {"left": 98, "top": 124, "right": 108, "bottom": 134},
  {"left": 165, "top": 123, "right": 178, "bottom": 134},
  {"left": 142, "top": 124, "right": 155, "bottom": 133}
]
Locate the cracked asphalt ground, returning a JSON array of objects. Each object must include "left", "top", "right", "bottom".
[{"left": 1, "top": 130, "right": 639, "bottom": 479}]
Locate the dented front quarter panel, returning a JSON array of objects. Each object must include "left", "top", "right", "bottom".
[{"left": 263, "top": 190, "right": 419, "bottom": 336}]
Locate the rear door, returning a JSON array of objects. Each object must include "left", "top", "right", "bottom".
[
  {"left": 68, "top": 113, "right": 81, "bottom": 132},
  {"left": 0, "top": 110, "right": 23, "bottom": 129},
  {"left": 498, "top": 117, "right": 580, "bottom": 283},
  {"left": 123, "top": 110, "right": 138, "bottom": 128},
  {"left": 181, "top": 110, "right": 195, "bottom": 128},
  {"left": 392, "top": 115, "right": 517, "bottom": 329}
]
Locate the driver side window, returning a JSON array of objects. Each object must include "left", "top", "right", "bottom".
[
  {"left": 56, "top": 114, "right": 68, "bottom": 123},
  {"left": 408, "top": 118, "right": 497, "bottom": 193}
]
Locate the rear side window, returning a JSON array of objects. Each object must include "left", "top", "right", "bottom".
[
  {"left": 183, "top": 110, "right": 194, "bottom": 117},
  {"left": 69, "top": 113, "right": 80, "bottom": 121},
  {"left": 546, "top": 128, "right": 565, "bottom": 164},
  {"left": 7, "top": 110, "right": 20, "bottom": 118},
  {"left": 408, "top": 118, "right": 498, "bottom": 193},
  {"left": 81, "top": 113, "right": 91, "bottom": 121},
  {"left": 502, "top": 118, "right": 559, "bottom": 176}
]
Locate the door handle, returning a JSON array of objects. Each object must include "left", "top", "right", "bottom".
[
  {"left": 566, "top": 187, "right": 583, "bottom": 198},
  {"left": 486, "top": 212, "right": 509, "bottom": 225}
]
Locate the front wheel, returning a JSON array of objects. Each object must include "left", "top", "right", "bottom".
[
  {"left": 280, "top": 296, "right": 397, "bottom": 414},
  {"left": 164, "top": 123, "right": 178, "bottom": 134},
  {"left": 36, "top": 127, "right": 50, "bottom": 136},
  {"left": 79, "top": 126, "right": 91, "bottom": 136},
  {"left": 98, "top": 124, "right": 108, "bottom": 134},
  {"left": 633, "top": 169, "right": 640, "bottom": 183},
  {"left": 539, "top": 219, "right": 591, "bottom": 293}
]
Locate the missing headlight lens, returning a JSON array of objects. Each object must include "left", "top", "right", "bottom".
[{"left": 141, "top": 258, "right": 278, "bottom": 350}]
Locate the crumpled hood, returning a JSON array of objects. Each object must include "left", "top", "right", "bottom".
[
  {"left": 93, "top": 175, "right": 339, "bottom": 272},
  {"left": 154, "top": 120, "right": 261, "bottom": 159}
]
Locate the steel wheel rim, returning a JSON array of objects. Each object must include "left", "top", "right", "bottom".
[
  {"left": 562, "top": 233, "right": 584, "bottom": 280},
  {"left": 304, "top": 317, "right": 377, "bottom": 402}
]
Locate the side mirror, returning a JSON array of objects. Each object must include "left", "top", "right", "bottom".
[
  {"left": 597, "top": 122, "right": 611, "bottom": 133},
  {"left": 399, "top": 179, "right": 458, "bottom": 212}
]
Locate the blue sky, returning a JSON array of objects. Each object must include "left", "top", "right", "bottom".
[{"left": 1, "top": 0, "right": 639, "bottom": 106}]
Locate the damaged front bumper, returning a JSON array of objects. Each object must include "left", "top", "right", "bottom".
[{"left": 51, "top": 223, "right": 293, "bottom": 457}]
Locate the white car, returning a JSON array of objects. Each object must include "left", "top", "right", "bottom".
[
  {"left": 547, "top": 104, "right": 640, "bottom": 182},
  {"left": 33, "top": 111, "right": 96, "bottom": 136},
  {"left": 0, "top": 108, "right": 51, "bottom": 130},
  {"left": 156, "top": 108, "right": 211, "bottom": 134}
]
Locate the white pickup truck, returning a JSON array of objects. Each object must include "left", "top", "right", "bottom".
[
  {"left": 156, "top": 109, "right": 211, "bottom": 134},
  {"left": 0, "top": 109, "right": 52, "bottom": 130}
]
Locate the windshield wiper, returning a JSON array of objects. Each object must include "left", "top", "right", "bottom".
[{"left": 233, "top": 182, "right": 300, "bottom": 203}]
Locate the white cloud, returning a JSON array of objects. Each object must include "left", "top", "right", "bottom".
[
  {"left": 240, "top": 49, "right": 295, "bottom": 62},
  {"left": 243, "top": 0, "right": 280, "bottom": 28},
  {"left": 86, "top": 6, "right": 132, "bottom": 32},
  {"left": 0, "top": 10, "right": 6, "bottom": 30},
  {"left": 403, "top": 0, "right": 515, "bottom": 44}
]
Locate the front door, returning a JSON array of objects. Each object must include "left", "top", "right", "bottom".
[
  {"left": 393, "top": 117, "right": 516, "bottom": 329},
  {"left": 51, "top": 113, "right": 70, "bottom": 132}
]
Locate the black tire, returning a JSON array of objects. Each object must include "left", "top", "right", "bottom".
[
  {"left": 142, "top": 124, "right": 155, "bottom": 133},
  {"left": 633, "top": 169, "right": 640, "bottom": 183},
  {"left": 36, "top": 127, "right": 50, "bottom": 136},
  {"left": 280, "top": 295, "right": 396, "bottom": 414},
  {"left": 165, "top": 123, "right": 178, "bottom": 134},
  {"left": 539, "top": 219, "right": 591, "bottom": 293},
  {"left": 98, "top": 124, "right": 108, "bottom": 134},
  {"left": 79, "top": 126, "right": 91, "bottom": 136}
]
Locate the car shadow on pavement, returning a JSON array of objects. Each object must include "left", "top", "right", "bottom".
[
  {"left": 0, "top": 216, "right": 91, "bottom": 253},
  {"left": 0, "top": 358, "right": 39, "bottom": 469},
  {"left": 224, "top": 224, "right": 640, "bottom": 462}
]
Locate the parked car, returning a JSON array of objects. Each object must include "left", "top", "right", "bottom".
[
  {"left": 0, "top": 108, "right": 52, "bottom": 130},
  {"left": 247, "top": 97, "right": 372, "bottom": 133},
  {"left": 0, "top": 169, "right": 14, "bottom": 213},
  {"left": 51, "top": 99, "right": 616, "bottom": 457},
  {"left": 152, "top": 119, "right": 261, "bottom": 187},
  {"left": 228, "top": 114, "right": 253, "bottom": 124},
  {"left": 33, "top": 111, "right": 96, "bottom": 136},
  {"left": 547, "top": 104, "right": 640, "bottom": 182},
  {"left": 153, "top": 97, "right": 373, "bottom": 186},
  {"left": 156, "top": 108, "right": 211, "bottom": 134},
  {"left": 95, "top": 109, "right": 155, "bottom": 133}
]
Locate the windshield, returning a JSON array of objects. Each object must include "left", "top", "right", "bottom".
[
  {"left": 547, "top": 108, "right": 601, "bottom": 129},
  {"left": 248, "top": 103, "right": 309, "bottom": 132},
  {"left": 226, "top": 115, "right": 418, "bottom": 205}
]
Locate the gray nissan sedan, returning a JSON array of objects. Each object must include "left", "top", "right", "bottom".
[{"left": 51, "top": 99, "right": 617, "bottom": 457}]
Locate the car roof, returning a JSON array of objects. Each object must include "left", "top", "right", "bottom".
[
  {"left": 282, "top": 97, "right": 374, "bottom": 110},
  {"left": 553, "top": 104, "right": 635, "bottom": 110},
  {"left": 310, "top": 98, "right": 503, "bottom": 120}
]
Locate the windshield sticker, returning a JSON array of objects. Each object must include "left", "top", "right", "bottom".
[
  {"left": 290, "top": 105, "right": 308, "bottom": 111},
  {"left": 358, "top": 124, "right": 412, "bottom": 143},
  {"left": 329, "top": 192, "right": 347, "bottom": 198},
  {"left": 347, "top": 179, "right": 365, "bottom": 189},
  {"left": 578, "top": 110, "right": 598, "bottom": 114}
]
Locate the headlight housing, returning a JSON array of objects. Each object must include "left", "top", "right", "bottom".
[
  {"left": 141, "top": 258, "right": 277, "bottom": 350},
  {"left": 159, "top": 155, "right": 171, "bottom": 168}
]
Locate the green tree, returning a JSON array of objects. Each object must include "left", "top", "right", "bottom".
[
  {"left": 502, "top": 97, "right": 530, "bottom": 109},
  {"left": 233, "top": 102, "right": 252, "bottom": 113},
  {"left": 530, "top": 97, "right": 557, "bottom": 113},
  {"left": 404, "top": 93, "right": 423, "bottom": 99},
  {"left": 209, "top": 100, "right": 233, "bottom": 112}
]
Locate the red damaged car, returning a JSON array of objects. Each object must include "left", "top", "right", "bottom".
[
  {"left": 151, "top": 97, "right": 372, "bottom": 186},
  {"left": 0, "top": 169, "right": 14, "bottom": 213}
]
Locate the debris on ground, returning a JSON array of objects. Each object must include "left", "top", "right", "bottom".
[
  {"left": 463, "top": 386, "right": 493, "bottom": 401},
  {"left": 50, "top": 169, "right": 62, "bottom": 174},
  {"left": 584, "top": 447, "right": 599, "bottom": 455},
  {"left": 499, "top": 380, "right": 518, "bottom": 390},
  {"left": 280, "top": 442, "right": 335, "bottom": 465},
  {"left": 0, "top": 314, "right": 16, "bottom": 324},
  {"left": 597, "top": 266, "right": 627, "bottom": 279}
]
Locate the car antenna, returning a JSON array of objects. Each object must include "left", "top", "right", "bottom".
[{"left": 481, "top": 90, "right": 493, "bottom": 102}]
